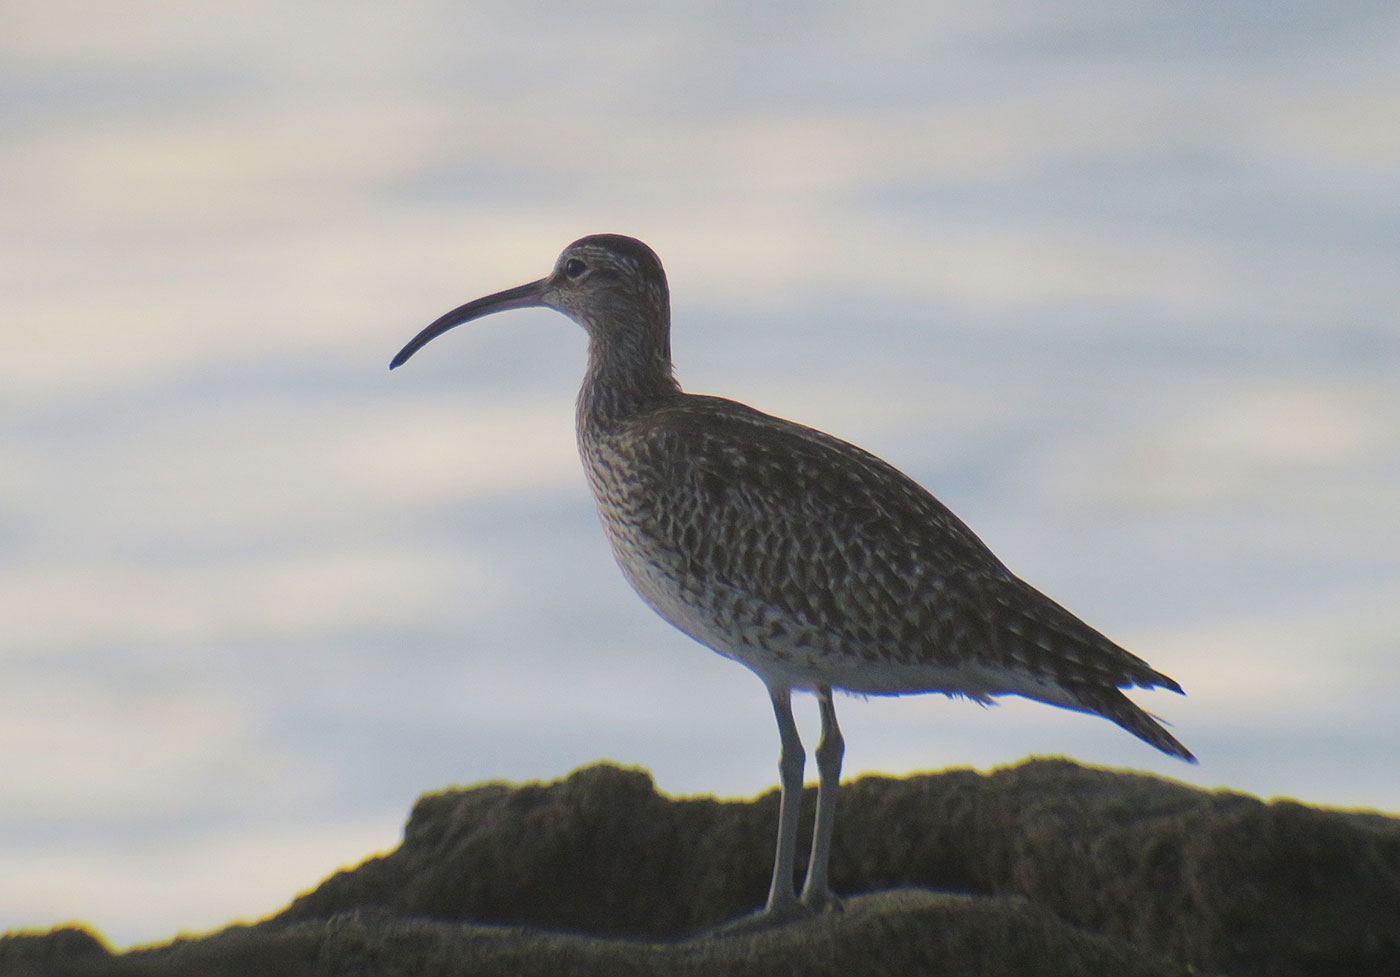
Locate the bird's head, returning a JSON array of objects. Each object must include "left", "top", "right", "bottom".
[{"left": 390, "top": 234, "right": 670, "bottom": 370}]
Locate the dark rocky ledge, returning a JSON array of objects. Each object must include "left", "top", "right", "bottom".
[{"left": 5, "top": 758, "right": 1399, "bottom": 976}]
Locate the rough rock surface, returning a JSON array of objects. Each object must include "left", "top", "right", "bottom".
[{"left": 5, "top": 759, "right": 1399, "bottom": 976}]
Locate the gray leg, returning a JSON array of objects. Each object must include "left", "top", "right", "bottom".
[
  {"left": 765, "top": 685, "right": 805, "bottom": 911},
  {"left": 800, "top": 685, "right": 843, "bottom": 909}
]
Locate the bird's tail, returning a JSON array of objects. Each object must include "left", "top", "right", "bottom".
[{"left": 1069, "top": 683, "right": 1197, "bottom": 763}]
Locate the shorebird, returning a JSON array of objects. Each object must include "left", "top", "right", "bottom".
[{"left": 390, "top": 233, "right": 1194, "bottom": 925}]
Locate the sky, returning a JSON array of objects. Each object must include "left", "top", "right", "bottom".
[{"left": 3, "top": 0, "right": 1399, "bottom": 951}]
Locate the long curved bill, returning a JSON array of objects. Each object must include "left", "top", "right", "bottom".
[{"left": 389, "top": 278, "right": 548, "bottom": 369}]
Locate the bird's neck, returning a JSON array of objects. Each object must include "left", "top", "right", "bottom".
[{"left": 577, "top": 316, "right": 681, "bottom": 432}]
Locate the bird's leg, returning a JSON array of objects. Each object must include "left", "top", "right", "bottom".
[
  {"left": 799, "top": 685, "right": 843, "bottom": 911},
  {"left": 765, "top": 685, "right": 805, "bottom": 912}
]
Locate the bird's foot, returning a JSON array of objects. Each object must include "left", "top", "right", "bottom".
[
  {"left": 799, "top": 885, "right": 844, "bottom": 915},
  {"left": 705, "top": 890, "right": 842, "bottom": 938},
  {"left": 707, "top": 901, "right": 812, "bottom": 937}
]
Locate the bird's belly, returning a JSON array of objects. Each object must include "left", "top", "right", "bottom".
[{"left": 605, "top": 527, "right": 1066, "bottom": 704}]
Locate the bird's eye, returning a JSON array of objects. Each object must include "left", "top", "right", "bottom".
[{"left": 563, "top": 258, "right": 588, "bottom": 280}]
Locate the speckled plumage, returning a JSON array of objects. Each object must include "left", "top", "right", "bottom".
[
  {"left": 582, "top": 395, "right": 1185, "bottom": 741},
  {"left": 391, "top": 233, "right": 1193, "bottom": 925}
]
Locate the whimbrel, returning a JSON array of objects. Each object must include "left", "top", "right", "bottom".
[{"left": 390, "top": 234, "right": 1194, "bottom": 925}]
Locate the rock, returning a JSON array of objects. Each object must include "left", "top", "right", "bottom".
[{"left": 5, "top": 759, "right": 1399, "bottom": 976}]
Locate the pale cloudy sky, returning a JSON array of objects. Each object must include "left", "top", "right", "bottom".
[{"left": 3, "top": 0, "right": 1398, "bottom": 949}]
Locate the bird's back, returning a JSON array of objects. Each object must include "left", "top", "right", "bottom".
[{"left": 577, "top": 391, "right": 1191, "bottom": 760}]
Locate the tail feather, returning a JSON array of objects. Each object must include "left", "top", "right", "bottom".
[
  {"left": 1069, "top": 683, "right": 1196, "bottom": 763},
  {"left": 993, "top": 576, "right": 1184, "bottom": 695}
]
